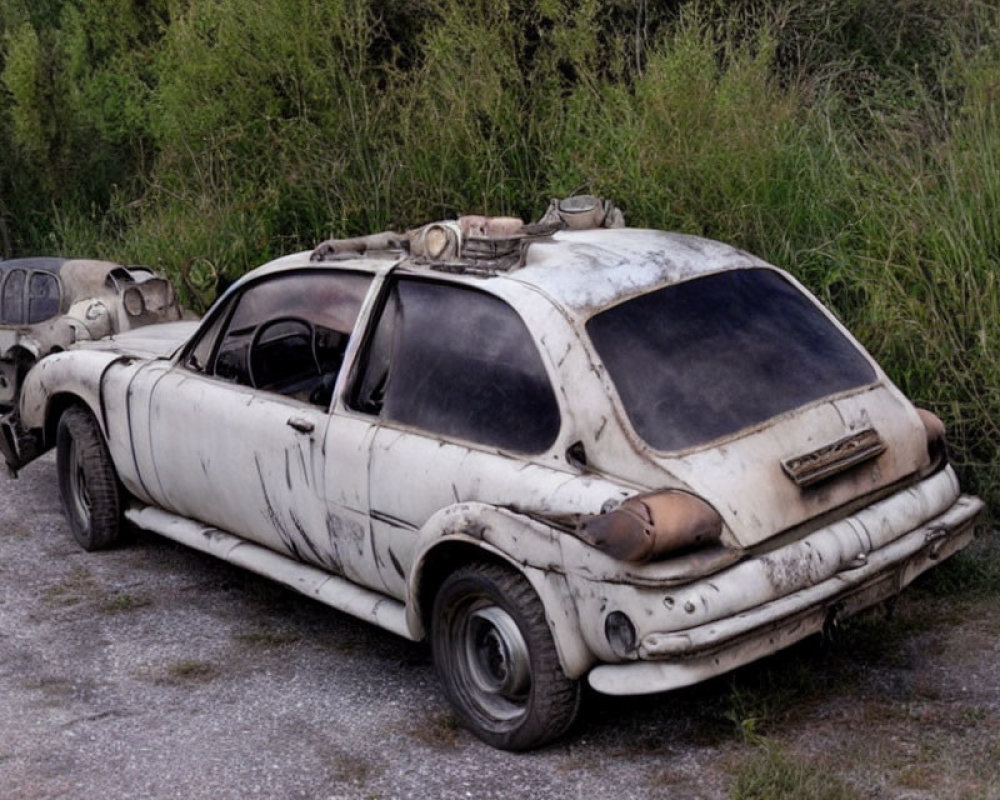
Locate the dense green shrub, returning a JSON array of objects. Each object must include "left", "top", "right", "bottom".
[{"left": 1, "top": 0, "right": 999, "bottom": 508}]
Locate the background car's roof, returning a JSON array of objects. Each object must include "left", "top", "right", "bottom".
[
  {"left": 1, "top": 257, "right": 133, "bottom": 298},
  {"left": 0, "top": 257, "right": 130, "bottom": 281},
  {"left": 0, "top": 257, "right": 70, "bottom": 274}
]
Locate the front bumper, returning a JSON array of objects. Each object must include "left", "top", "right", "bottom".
[{"left": 579, "top": 470, "right": 984, "bottom": 695}]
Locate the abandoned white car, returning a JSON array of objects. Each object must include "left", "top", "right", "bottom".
[
  {"left": 0, "top": 256, "right": 186, "bottom": 412},
  {"left": 1, "top": 197, "right": 984, "bottom": 750}
]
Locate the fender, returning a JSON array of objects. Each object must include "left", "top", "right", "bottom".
[
  {"left": 19, "top": 349, "right": 129, "bottom": 445},
  {"left": 406, "top": 502, "right": 596, "bottom": 679},
  {"left": 0, "top": 343, "right": 39, "bottom": 409}
]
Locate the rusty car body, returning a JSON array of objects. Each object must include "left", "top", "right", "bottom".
[
  {"left": 1, "top": 198, "right": 984, "bottom": 750},
  {"left": 0, "top": 257, "right": 186, "bottom": 411}
]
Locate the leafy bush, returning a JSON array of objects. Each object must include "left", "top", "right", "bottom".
[{"left": 1, "top": 0, "right": 999, "bottom": 507}]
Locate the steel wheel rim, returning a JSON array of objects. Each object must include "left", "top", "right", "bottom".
[
  {"left": 460, "top": 604, "right": 531, "bottom": 721},
  {"left": 67, "top": 438, "right": 91, "bottom": 525}
]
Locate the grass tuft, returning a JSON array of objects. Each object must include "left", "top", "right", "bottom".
[
  {"left": 164, "top": 660, "right": 218, "bottom": 683},
  {"left": 729, "top": 742, "right": 856, "bottom": 800},
  {"left": 100, "top": 593, "right": 152, "bottom": 613}
]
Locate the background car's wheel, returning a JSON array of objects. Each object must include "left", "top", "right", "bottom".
[
  {"left": 56, "top": 406, "right": 122, "bottom": 551},
  {"left": 431, "top": 561, "right": 581, "bottom": 750}
]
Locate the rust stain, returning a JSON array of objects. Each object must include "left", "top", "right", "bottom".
[{"left": 782, "top": 428, "right": 886, "bottom": 488}]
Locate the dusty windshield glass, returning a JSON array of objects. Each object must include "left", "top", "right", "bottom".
[{"left": 586, "top": 268, "right": 877, "bottom": 452}]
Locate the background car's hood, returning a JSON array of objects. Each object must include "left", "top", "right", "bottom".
[
  {"left": 77, "top": 320, "right": 199, "bottom": 360},
  {"left": 656, "top": 384, "right": 932, "bottom": 549}
]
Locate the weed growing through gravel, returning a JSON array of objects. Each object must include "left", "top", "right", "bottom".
[
  {"left": 42, "top": 566, "right": 98, "bottom": 607},
  {"left": 331, "top": 751, "right": 372, "bottom": 785},
  {"left": 234, "top": 629, "right": 301, "bottom": 647},
  {"left": 407, "top": 712, "right": 462, "bottom": 749},
  {"left": 728, "top": 743, "right": 855, "bottom": 800},
  {"left": 164, "top": 660, "right": 218, "bottom": 683},
  {"left": 100, "top": 593, "right": 152, "bottom": 613}
]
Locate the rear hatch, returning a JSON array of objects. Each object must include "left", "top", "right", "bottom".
[
  {"left": 657, "top": 386, "right": 929, "bottom": 547},
  {"left": 587, "top": 267, "right": 932, "bottom": 548}
]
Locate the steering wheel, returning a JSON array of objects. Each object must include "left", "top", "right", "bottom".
[{"left": 247, "top": 316, "right": 320, "bottom": 389}]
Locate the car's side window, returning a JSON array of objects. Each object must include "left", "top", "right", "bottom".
[
  {"left": 186, "top": 303, "right": 230, "bottom": 374},
  {"left": 27, "top": 272, "right": 61, "bottom": 324},
  {"left": 1, "top": 269, "right": 26, "bottom": 325},
  {"left": 350, "top": 278, "right": 560, "bottom": 453},
  {"left": 195, "top": 271, "right": 372, "bottom": 407}
]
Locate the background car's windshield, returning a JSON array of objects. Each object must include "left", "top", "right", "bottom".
[{"left": 586, "top": 268, "right": 877, "bottom": 452}]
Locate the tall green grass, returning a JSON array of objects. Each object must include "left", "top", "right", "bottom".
[
  {"left": 544, "top": 4, "right": 1000, "bottom": 503},
  {"left": 2, "top": 0, "right": 999, "bottom": 507}
]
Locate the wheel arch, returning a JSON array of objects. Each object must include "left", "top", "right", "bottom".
[
  {"left": 406, "top": 504, "right": 596, "bottom": 679},
  {"left": 0, "top": 344, "right": 37, "bottom": 407},
  {"left": 6, "top": 339, "right": 41, "bottom": 363},
  {"left": 43, "top": 392, "right": 102, "bottom": 450}
]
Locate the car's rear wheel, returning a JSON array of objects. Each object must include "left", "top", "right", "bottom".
[
  {"left": 56, "top": 406, "right": 122, "bottom": 551},
  {"left": 431, "top": 561, "right": 580, "bottom": 750}
]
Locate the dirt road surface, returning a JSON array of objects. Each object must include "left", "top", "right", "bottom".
[{"left": 2, "top": 454, "right": 999, "bottom": 799}]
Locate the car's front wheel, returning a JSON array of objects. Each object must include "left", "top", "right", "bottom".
[
  {"left": 56, "top": 406, "right": 122, "bottom": 551},
  {"left": 431, "top": 561, "right": 580, "bottom": 750}
]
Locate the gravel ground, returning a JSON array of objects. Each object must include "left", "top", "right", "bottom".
[{"left": 2, "top": 453, "right": 999, "bottom": 799}]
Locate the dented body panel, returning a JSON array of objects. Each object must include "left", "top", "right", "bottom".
[{"left": 12, "top": 226, "right": 984, "bottom": 708}]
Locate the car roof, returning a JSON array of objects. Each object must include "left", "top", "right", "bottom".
[
  {"left": 0, "top": 257, "right": 70, "bottom": 275},
  {"left": 214, "top": 248, "right": 400, "bottom": 309},
  {"left": 509, "top": 228, "right": 772, "bottom": 313},
  {"left": 231, "top": 228, "right": 772, "bottom": 317}
]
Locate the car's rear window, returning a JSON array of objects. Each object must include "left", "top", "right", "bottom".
[
  {"left": 586, "top": 268, "right": 877, "bottom": 452},
  {"left": 27, "top": 272, "right": 60, "bottom": 323}
]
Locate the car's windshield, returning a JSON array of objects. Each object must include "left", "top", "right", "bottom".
[{"left": 586, "top": 268, "right": 877, "bottom": 452}]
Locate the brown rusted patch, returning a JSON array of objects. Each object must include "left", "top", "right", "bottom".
[{"left": 576, "top": 491, "right": 723, "bottom": 563}]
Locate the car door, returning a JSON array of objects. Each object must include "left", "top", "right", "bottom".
[
  {"left": 345, "top": 276, "right": 569, "bottom": 599},
  {"left": 132, "top": 269, "right": 375, "bottom": 576}
]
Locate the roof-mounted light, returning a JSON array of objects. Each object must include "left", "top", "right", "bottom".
[
  {"left": 558, "top": 195, "right": 602, "bottom": 229},
  {"left": 410, "top": 221, "right": 462, "bottom": 261}
]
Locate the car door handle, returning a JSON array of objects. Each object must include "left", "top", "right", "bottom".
[{"left": 286, "top": 416, "right": 315, "bottom": 433}]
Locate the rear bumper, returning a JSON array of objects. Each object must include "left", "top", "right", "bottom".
[{"left": 586, "top": 487, "right": 984, "bottom": 696}]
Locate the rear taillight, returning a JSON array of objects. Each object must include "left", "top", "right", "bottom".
[
  {"left": 916, "top": 407, "right": 948, "bottom": 471},
  {"left": 575, "top": 491, "right": 724, "bottom": 563}
]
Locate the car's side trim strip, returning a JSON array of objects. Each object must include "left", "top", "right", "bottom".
[{"left": 125, "top": 503, "right": 413, "bottom": 640}]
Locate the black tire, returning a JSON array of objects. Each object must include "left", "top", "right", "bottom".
[
  {"left": 56, "top": 406, "right": 122, "bottom": 551},
  {"left": 431, "top": 561, "right": 581, "bottom": 750}
]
